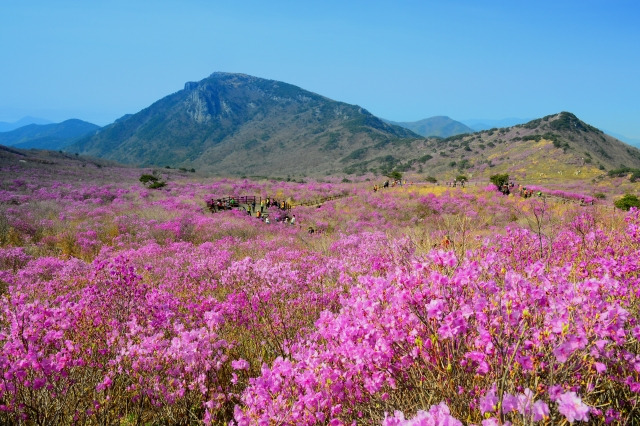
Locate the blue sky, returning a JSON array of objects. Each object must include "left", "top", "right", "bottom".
[{"left": 1, "top": 0, "right": 639, "bottom": 139}]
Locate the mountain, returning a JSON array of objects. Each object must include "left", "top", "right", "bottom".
[
  {"left": 404, "top": 112, "right": 640, "bottom": 181},
  {"left": 63, "top": 72, "right": 640, "bottom": 180},
  {"left": 0, "top": 116, "right": 52, "bottom": 132},
  {"left": 69, "top": 72, "right": 418, "bottom": 176},
  {"left": 0, "top": 119, "right": 101, "bottom": 150},
  {"left": 383, "top": 116, "right": 473, "bottom": 138},
  {"left": 462, "top": 117, "right": 530, "bottom": 132}
]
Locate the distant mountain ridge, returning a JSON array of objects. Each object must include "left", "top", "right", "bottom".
[
  {"left": 0, "top": 116, "right": 52, "bottom": 132},
  {"left": 383, "top": 116, "right": 473, "bottom": 138},
  {"left": 462, "top": 117, "right": 530, "bottom": 131},
  {"left": 0, "top": 119, "right": 100, "bottom": 150},
  {"left": 69, "top": 72, "right": 418, "bottom": 176}
]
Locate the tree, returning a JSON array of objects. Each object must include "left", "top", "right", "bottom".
[
  {"left": 455, "top": 175, "right": 468, "bottom": 183},
  {"left": 139, "top": 174, "right": 159, "bottom": 185},
  {"left": 387, "top": 170, "right": 403, "bottom": 180},
  {"left": 139, "top": 173, "right": 166, "bottom": 189},
  {"left": 614, "top": 194, "right": 640, "bottom": 211},
  {"left": 489, "top": 173, "right": 509, "bottom": 189}
]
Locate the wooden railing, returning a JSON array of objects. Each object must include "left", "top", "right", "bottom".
[
  {"left": 207, "top": 192, "right": 350, "bottom": 213},
  {"left": 290, "top": 192, "right": 351, "bottom": 208}
]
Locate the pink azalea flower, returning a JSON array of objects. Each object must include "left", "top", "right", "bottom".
[
  {"left": 479, "top": 386, "right": 498, "bottom": 414},
  {"left": 231, "top": 359, "right": 250, "bottom": 370},
  {"left": 557, "top": 391, "right": 590, "bottom": 423},
  {"left": 532, "top": 400, "right": 549, "bottom": 421}
]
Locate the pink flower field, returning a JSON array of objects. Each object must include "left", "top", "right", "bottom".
[{"left": 0, "top": 161, "right": 639, "bottom": 424}]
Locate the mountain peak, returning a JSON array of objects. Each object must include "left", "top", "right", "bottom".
[
  {"left": 69, "top": 72, "right": 418, "bottom": 175},
  {"left": 385, "top": 116, "right": 473, "bottom": 138},
  {"left": 519, "top": 111, "right": 602, "bottom": 134}
]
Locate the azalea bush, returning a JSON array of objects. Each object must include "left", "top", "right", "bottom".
[{"left": 0, "top": 161, "right": 638, "bottom": 424}]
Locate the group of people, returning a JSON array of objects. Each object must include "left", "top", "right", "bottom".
[
  {"left": 516, "top": 185, "right": 541, "bottom": 198},
  {"left": 254, "top": 211, "right": 296, "bottom": 225},
  {"left": 259, "top": 197, "right": 290, "bottom": 210},
  {"left": 373, "top": 179, "right": 410, "bottom": 192},
  {"left": 252, "top": 197, "right": 294, "bottom": 225},
  {"left": 208, "top": 197, "right": 238, "bottom": 212},
  {"left": 447, "top": 179, "right": 465, "bottom": 188},
  {"left": 499, "top": 182, "right": 539, "bottom": 197}
]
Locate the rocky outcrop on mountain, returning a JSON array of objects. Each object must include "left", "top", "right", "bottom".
[{"left": 69, "top": 72, "right": 418, "bottom": 176}]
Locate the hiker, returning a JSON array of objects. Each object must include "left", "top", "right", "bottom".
[
  {"left": 265, "top": 217, "right": 270, "bottom": 224},
  {"left": 291, "top": 215, "right": 296, "bottom": 226},
  {"left": 308, "top": 226, "right": 315, "bottom": 234},
  {"left": 441, "top": 235, "right": 451, "bottom": 248}
]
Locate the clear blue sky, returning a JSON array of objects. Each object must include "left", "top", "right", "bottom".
[{"left": 1, "top": 0, "right": 639, "bottom": 139}]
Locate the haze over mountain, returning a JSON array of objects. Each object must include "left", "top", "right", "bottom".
[
  {"left": 461, "top": 118, "right": 530, "bottom": 132},
  {"left": 383, "top": 116, "right": 473, "bottom": 138},
  {"left": 0, "top": 116, "right": 52, "bottom": 132},
  {"left": 69, "top": 72, "right": 418, "bottom": 176},
  {"left": 0, "top": 119, "right": 100, "bottom": 150},
  {"left": 603, "top": 130, "right": 640, "bottom": 148}
]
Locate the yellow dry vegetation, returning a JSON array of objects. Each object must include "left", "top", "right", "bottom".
[
  {"left": 481, "top": 137, "right": 605, "bottom": 184},
  {"left": 412, "top": 186, "right": 451, "bottom": 196}
]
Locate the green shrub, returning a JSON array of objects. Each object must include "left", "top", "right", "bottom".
[
  {"left": 387, "top": 170, "right": 403, "bottom": 180},
  {"left": 614, "top": 194, "right": 640, "bottom": 211},
  {"left": 489, "top": 173, "right": 509, "bottom": 189},
  {"left": 148, "top": 181, "right": 167, "bottom": 189},
  {"left": 139, "top": 174, "right": 159, "bottom": 184},
  {"left": 140, "top": 173, "right": 166, "bottom": 189}
]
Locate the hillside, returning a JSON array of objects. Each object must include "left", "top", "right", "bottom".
[
  {"left": 68, "top": 72, "right": 418, "bottom": 177},
  {"left": 0, "top": 119, "right": 100, "bottom": 150},
  {"left": 384, "top": 116, "right": 473, "bottom": 138},
  {"left": 395, "top": 112, "right": 640, "bottom": 183}
]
